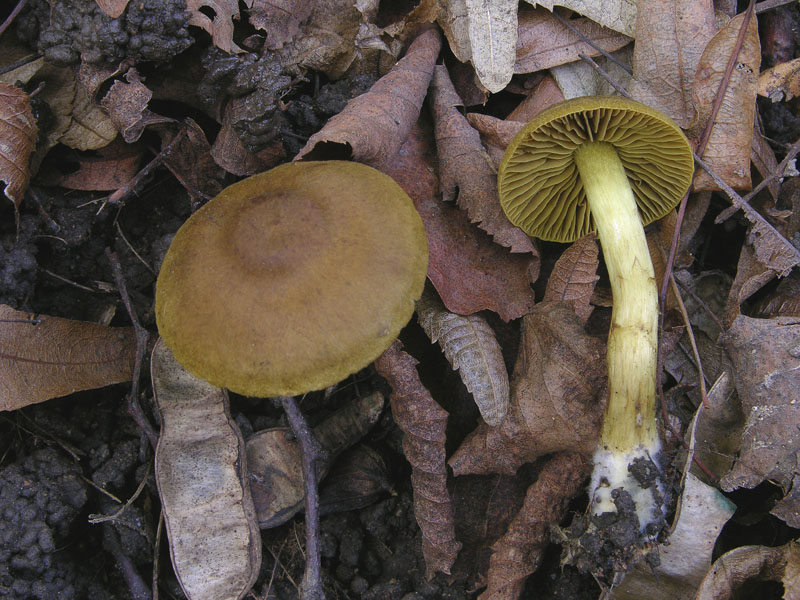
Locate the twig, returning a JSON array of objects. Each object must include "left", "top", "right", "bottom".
[
  {"left": 673, "top": 276, "right": 726, "bottom": 333},
  {"left": 716, "top": 134, "right": 800, "bottom": 223},
  {"left": 279, "top": 395, "right": 328, "bottom": 600},
  {"left": 552, "top": 11, "right": 632, "bottom": 75},
  {"left": 88, "top": 462, "right": 152, "bottom": 523},
  {"left": 103, "top": 523, "right": 152, "bottom": 600},
  {"left": 0, "top": 0, "right": 27, "bottom": 38},
  {"left": 115, "top": 222, "right": 156, "bottom": 275},
  {"left": 105, "top": 248, "right": 157, "bottom": 450},
  {"left": 755, "top": 0, "right": 798, "bottom": 13},
  {"left": 669, "top": 273, "right": 708, "bottom": 407}
]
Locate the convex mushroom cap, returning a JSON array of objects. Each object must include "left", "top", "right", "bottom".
[
  {"left": 498, "top": 95, "right": 694, "bottom": 243},
  {"left": 155, "top": 161, "right": 428, "bottom": 398}
]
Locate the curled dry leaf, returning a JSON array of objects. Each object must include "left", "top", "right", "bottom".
[
  {"left": 384, "top": 119, "right": 538, "bottom": 321},
  {"left": 374, "top": 341, "right": 461, "bottom": 578},
  {"left": 694, "top": 541, "right": 800, "bottom": 600},
  {"left": 465, "top": 0, "right": 518, "bottom": 93},
  {"left": 295, "top": 28, "right": 441, "bottom": 168},
  {"left": 515, "top": 7, "right": 631, "bottom": 75},
  {"left": 758, "top": 57, "right": 800, "bottom": 102},
  {"left": 416, "top": 287, "right": 510, "bottom": 427},
  {"left": 542, "top": 236, "right": 600, "bottom": 326},
  {"left": 449, "top": 302, "right": 605, "bottom": 476},
  {"left": 101, "top": 69, "right": 173, "bottom": 143},
  {"left": 246, "top": 391, "right": 384, "bottom": 527},
  {"left": 0, "top": 305, "right": 136, "bottom": 411},
  {"left": 719, "top": 316, "right": 800, "bottom": 516},
  {"left": 249, "top": 0, "right": 314, "bottom": 50},
  {"left": 630, "top": 0, "right": 717, "bottom": 128},
  {"left": 0, "top": 83, "right": 37, "bottom": 210},
  {"left": 151, "top": 338, "right": 261, "bottom": 600},
  {"left": 723, "top": 241, "right": 779, "bottom": 325},
  {"left": 430, "top": 65, "right": 534, "bottom": 254},
  {"left": 466, "top": 113, "right": 523, "bottom": 169},
  {"left": 54, "top": 138, "right": 142, "bottom": 191},
  {"left": 691, "top": 11, "right": 760, "bottom": 191},
  {"left": 527, "top": 0, "right": 637, "bottom": 37},
  {"left": 186, "top": 0, "right": 243, "bottom": 54},
  {"left": 480, "top": 453, "right": 590, "bottom": 600}
]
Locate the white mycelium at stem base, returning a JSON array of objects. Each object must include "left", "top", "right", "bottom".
[{"left": 573, "top": 141, "right": 664, "bottom": 532}]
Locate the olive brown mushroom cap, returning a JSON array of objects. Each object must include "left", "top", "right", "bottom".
[
  {"left": 498, "top": 96, "right": 694, "bottom": 243},
  {"left": 155, "top": 161, "right": 428, "bottom": 398}
]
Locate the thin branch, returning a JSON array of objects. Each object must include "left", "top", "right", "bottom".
[{"left": 0, "top": 0, "right": 27, "bottom": 38}]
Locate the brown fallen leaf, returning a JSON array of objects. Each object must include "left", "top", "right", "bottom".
[
  {"left": 0, "top": 305, "right": 137, "bottom": 411},
  {"left": 542, "top": 236, "right": 599, "bottom": 326},
  {"left": 295, "top": 28, "right": 441, "bottom": 168},
  {"left": 101, "top": 69, "right": 173, "bottom": 143},
  {"left": 515, "top": 7, "right": 631, "bottom": 75},
  {"left": 449, "top": 302, "right": 605, "bottom": 476},
  {"left": 465, "top": 0, "right": 518, "bottom": 92},
  {"left": 53, "top": 138, "right": 142, "bottom": 191},
  {"left": 161, "top": 119, "right": 225, "bottom": 201},
  {"left": 507, "top": 73, "right": 565, "bottom": 121},
  {"left": 723, "top": 240, "right": 779, "bottom": 325},
  {"left": 430, "top": 65, "right": 534, "bottom": 254},
  {"left": 416, "top": 287, "right": 510, "bottom": 426},
  {"left": 186, "top": 0, "right": 244, "bottom": 54},
  {"left": 95, "top": 0, "right": 130, "bottom": 18},
  {"left": 151, "top": 338, "right": 261, "bottom": 600},
  {"left": 480, "top": 453, "right": 590, "bottom": 600},
  {"left": 719, "top": 315, "right": 800, "bottom": 504},
  {"left": 528, "top": 0, "right": 637, "bottom": 37},
  {"left": 691, "top": 11, "right": 760, "bottom": 191},
  {"left": 249, "top": 0, "right": 314, "bottom": 50},
  {"left": 384, "top": 118, "right": 538, "bottom": 321},
  {"left": 758, "top": 57, "right": 800, "bottom": 102},
  {"left": 630, "top": 0, "right": 717, "bottom": 128},
  {"left": 210, "top": 103, "right": 285, "bottom": 176},
  {"left": 374, "top": 341, "right": 461, "bottom": 578},
  {"left": 694, "top": 541, "right": 800, "bottom": 600},
  {"left": 0, "top": 83, "right": 37, "bottom": 211}
]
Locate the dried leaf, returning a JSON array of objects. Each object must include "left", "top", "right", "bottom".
[
  {"left": 162, "top": 119, "right": 225, "bottom": 201},
  {"left": 416, "top": 288, "right": 510, "bottom": 426},
  {"left": 449, "top": 302, "right": 605, "bottom": 475},
  {"left": 551, "top": 44, "right": 633, "bottom": 98},
  {"left": 543, "top": 236, "right": 599, "bottom": 325},
  {"left": 526, "top": 0, "right": 637, "bottom": 37},
  {"left": 247, "top": 392, "right": 384, "bottom": 527},
  {"left": 630, "top": 0, "right": 717, "bottom": 128},
  {"left": 758, "top": 57, "right": 800, "bottom": 102},
  {"left": 611, "top": 473, "right": 736, "bottom": 599},
  {"left": 211, "top": 103, "right": 284, "bottom": 176},
  {"left": 465, "top": 0, "right": 517, "bottom": 92},
  {"left": 0, "top": 305, "right": 136, "bottom": 411},
  {"left": 694, "top": 541, "right": 800, "bottom": 600},
  {"left": 0, "top": 83, "right": 37, "bottom": 209},
  {"left": 95, "top": 0, "right": 130, "bottom": 18},
  {"left": 100, "top": 69, "right": 173, "bottom": 143},
  {"left": 151, "top": 338, "right": 261, "bottom": 600},
  {"left": 295, "top": 28, "right": 441, "bottom": 168},
  {"left": 54, "top": 139, "right": 142, "bottom": 191},
  {"left": 249, "top": 0, "right": 314, "bottom": 49},
  {"left": 466, "top": 112, "right": 523, "bottom": 168},
  {"left": 375, "top": 341, "right": 461, "bottom": 577},
  {"left": 383, "top": 118, "right": 538, "bottom": 321},
  {"left": 481, "top": 453, "right": 590, "bottom": 600},
  {"left": 186, "top": 0, "right": 244, "bottom": 54},
  {"left": 723, "top": 241, "right": 778, "bottom": 325},
  {"left": 430, "top": 65, "right": 534, "bottom": 254},
  {"left": 691, "top": 12, "right": 761, "bottom": 191},
  {"left": 719, "top": 315, "right": 800, "bottom": 497},
  {"left": 515, "top": 7, "right": 631, "bottom": 75},
  {"left": 318, "top": 445, "right": 392, "bottom": 515}
]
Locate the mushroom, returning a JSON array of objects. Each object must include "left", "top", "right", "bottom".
[
  {"left": 155, "top": 160, "right": 428, "bottom": 598},
  {"left": 155, "top": 160, "right": 428, "bottom": 398},
  {"left": 497, "top": 96, "right": 694, "bottom": 533}
]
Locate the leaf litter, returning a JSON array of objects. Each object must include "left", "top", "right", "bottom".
[{"left": 2, "top": 1, "right": 800, "bottom": 598}]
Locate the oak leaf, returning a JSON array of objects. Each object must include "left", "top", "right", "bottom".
[
  {"left": 375, "top": 341, "right": 461, "bottom": 578},
  {"left": 430, "top": 65, "right": 534, "bottom": 254},
  {"left": 186, "top": 0, "right": 244, "bottom": 54},
  {"left": 416, "top": 287, "right": 510, "bottom": 426},
  {"left": 0, "top": 83, "right": 37, "bottom": 211},
  {"left": 0, "top": 305, "right": 136, "bottom": 411}
]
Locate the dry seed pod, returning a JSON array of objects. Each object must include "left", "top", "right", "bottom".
[{"left": 152, "top": 338, "right": 261, "bottom": 600}]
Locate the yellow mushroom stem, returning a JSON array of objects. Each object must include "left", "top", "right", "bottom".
[{"left": 573, "top": 141, "right": 664, "bottom": 531}]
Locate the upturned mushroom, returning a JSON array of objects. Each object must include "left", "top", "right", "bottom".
[
  {"left": 497, "top": 96, "right": 694, "bottom": 534},
  {"left": 155, "top": 160, "right": 428, "bottom": 598}
]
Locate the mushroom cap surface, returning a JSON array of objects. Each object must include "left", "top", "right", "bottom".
[
  {"left": 498, "top": 96, "right": 694, "bottom": 243},
  {"left": 155, "top": 161, "right": 428, "bottom": 398}
]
